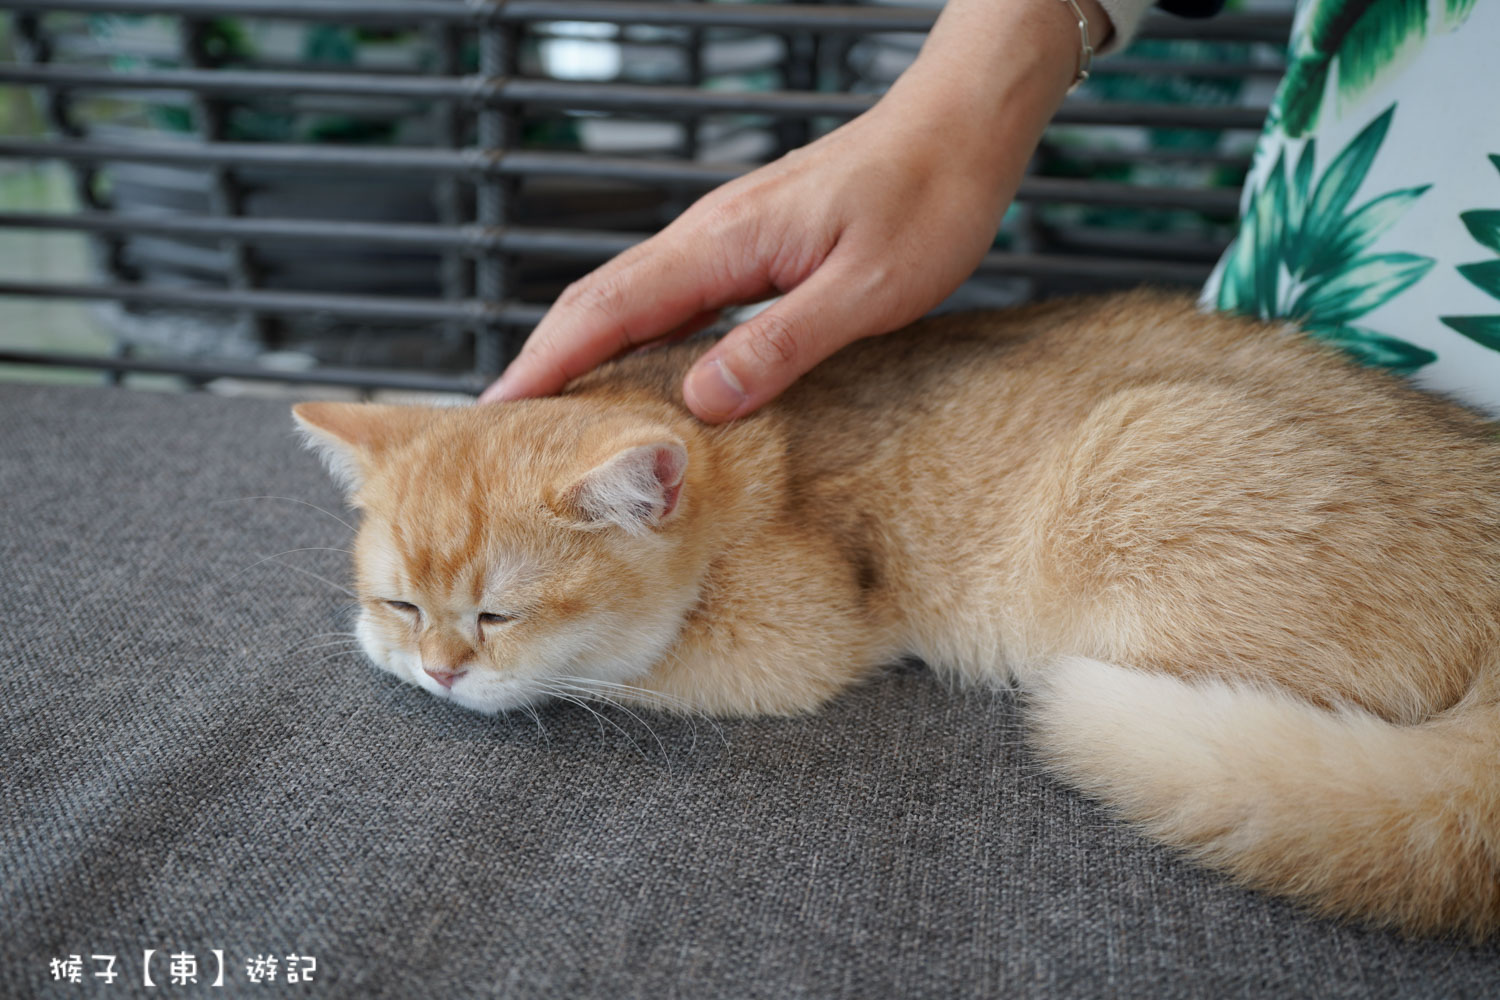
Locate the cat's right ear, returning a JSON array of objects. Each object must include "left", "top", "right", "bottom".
[{"left": 291, "top": 402, "right": 430, "bottom": 498}]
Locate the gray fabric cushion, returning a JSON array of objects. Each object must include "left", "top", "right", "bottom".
[{"left": 3, "top": 382, "right": 1496, "bottom": 998}]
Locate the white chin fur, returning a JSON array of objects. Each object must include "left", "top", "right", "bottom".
[{"left": 447, "top": 677, "right": 553, "bottom": 715}]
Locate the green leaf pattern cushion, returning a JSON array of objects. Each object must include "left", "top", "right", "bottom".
[{"left": 1202, "top": 0, "right": 1500, "bottom": 415}]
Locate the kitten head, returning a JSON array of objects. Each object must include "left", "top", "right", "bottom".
[{"left": 292, "top": 400, "right": 701, "bottom": 715}]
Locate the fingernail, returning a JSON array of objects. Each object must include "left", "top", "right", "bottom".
[
  {"left": 478, "top": 371, "right": 518, "bottom": 404},
  {"left": 685, "top": 359, "right": 747, "bottom": 421}
]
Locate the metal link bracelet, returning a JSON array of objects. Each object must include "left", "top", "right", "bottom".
[{"left": 1057, "top": 0, "right": 1095, "bottom": 94}]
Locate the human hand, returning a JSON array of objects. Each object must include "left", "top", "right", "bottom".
[{"left": 481, "top": 0, "right": 1111, "bottom": 422}]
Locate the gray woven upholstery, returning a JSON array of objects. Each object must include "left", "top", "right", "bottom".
[{"left": 3, "top": 382, "right": 1496, "bottom": 997}]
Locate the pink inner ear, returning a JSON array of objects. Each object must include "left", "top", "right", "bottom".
[{"left": 655, "top": 447, "right": 685, "bottom": 518}]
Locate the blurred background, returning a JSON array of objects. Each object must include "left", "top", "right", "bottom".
[{"left": 0, "top": 0, "right": 1294, "bottom": 400}]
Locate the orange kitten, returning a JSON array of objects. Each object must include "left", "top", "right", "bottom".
[{"left": 293, "top": 290, "right": 1500, "bottom": 938}]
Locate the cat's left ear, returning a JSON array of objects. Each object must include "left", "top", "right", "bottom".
[
  {"left": 555, "top": 439, "right": 688, "bottom": 534},
  {"left": 292, "top": 402, "right": 431, "bottom": 497}
]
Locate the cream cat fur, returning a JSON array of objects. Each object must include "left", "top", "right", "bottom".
[{"left": 293, "top": 290, "right": 1500, "bottom": 938}]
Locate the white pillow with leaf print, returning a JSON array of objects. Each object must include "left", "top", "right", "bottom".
[{"left": 1201, "top": 0, "right": 1500, "bottom": 417}]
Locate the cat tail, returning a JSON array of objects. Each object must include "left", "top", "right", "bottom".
[{"left": 1028, "top": 656, "right": 1500, "bottom": 938}]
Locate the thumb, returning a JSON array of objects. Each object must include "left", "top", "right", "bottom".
[{"left": 683, "top": 265, "right": 888, "bottom": 423}]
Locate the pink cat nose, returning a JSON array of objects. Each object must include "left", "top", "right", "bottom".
[{"left": 424, "top": 667, "right": 467, "bottom": 689}]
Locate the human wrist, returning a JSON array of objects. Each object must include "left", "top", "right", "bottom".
[
  {"left": 892, "top": 0, "right": 1112, "bottom": 123},
  {"left": 858, "top": 0, "right": 1112, "bottom": 222}
]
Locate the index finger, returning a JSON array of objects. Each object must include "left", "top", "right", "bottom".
[{"left": 478, "top": 225, "right": 762, "bottom": 403}]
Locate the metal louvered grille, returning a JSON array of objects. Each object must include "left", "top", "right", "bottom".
[{"left": 0, "top": 1, "right": 1290, "bottom": 395}]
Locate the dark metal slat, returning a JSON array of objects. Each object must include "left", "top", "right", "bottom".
[
  {"left": 1035, "top": 144, "right": 1254, "bottom": 172},
  {"left": 0, "top": 250, "right": 1211, "bottom": 322},
  {"left": 0, "top": 138, "right": 497, "bottom": 174},
  {"left": 1020, "top": 178, "right": 1239, "bottom": 215},
  {"left": 472, "top": 0, "right": 523, "bottom": 374},
  {"left": 2, "top": 0, "right": 939, "bottom": 30},
  {"left": 1096, "top": 57, "right": 1285, "bottom": 79},
  {"left": 0, "top": 1, "right": 1292, "bottom": 41},
  {"left": 35, "top": 211, "right": 1263, "bottom": 266},
  {"left": 0, "top": 212, "right": 648, "bottom": 256},
  {"left": 977, "top": 251, "right": 1210, "bottom": 284},
  {"left": 0, "top": 279, "right": 550, "bottom": 325},
  {"left": 0, "top": 348, "right": 489, "bottom": 392},
  {"left": 0, "top": 147, "right": 1245, "bottom": 213},
  {"left": 0, "top": 65, "right": 1270, "bottom": 129}
]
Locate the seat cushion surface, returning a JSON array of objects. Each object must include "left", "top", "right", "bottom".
[{"left": 3, "top": 383, "right": 1496, "bottom": 998}]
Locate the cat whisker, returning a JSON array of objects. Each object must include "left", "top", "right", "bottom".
[
  {"left": 538, "top": 686, "right": 654, "bottom": 762},
  {"left": 553, "top": 676, "right": 727, "bottom": 749},
  {"left": 295, "top": 640, "right": 366, "bottom": 655},
  {"left": 243, "top": 546, "right": 355, "bottom": 573},
  {"left": 549, "top": 679, "right": 671, "bottom": 761},
  {"left": 232, "top": 547, "right": 354, "bottom": 587},
  {"left": 533, "top": 686, "right": 607, "bottom": 742},
  {"left": 553, "top": 675, "right": 691, "bottom": 713},
  {"left": 214, "top": 495, "right": 357, "bottom": 535},
  {"left": 290, "top": 631, "right": 361, "bottom": 653},
  {"left": 637, "top": 657, "right": 732, "bottom": 747},
  {"left": 518, "top": 700, "right": 550, "bottom": 742},
  {"left": 248, "top": 560, "right": 356, "bottom": 599}
]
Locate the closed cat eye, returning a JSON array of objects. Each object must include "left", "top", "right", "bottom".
[
  {"left": 384, "top": 600, "right": 419, "bottom": 614},
  {"left": 478, "top": 612, "right": 515, "bottom": 626}
]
